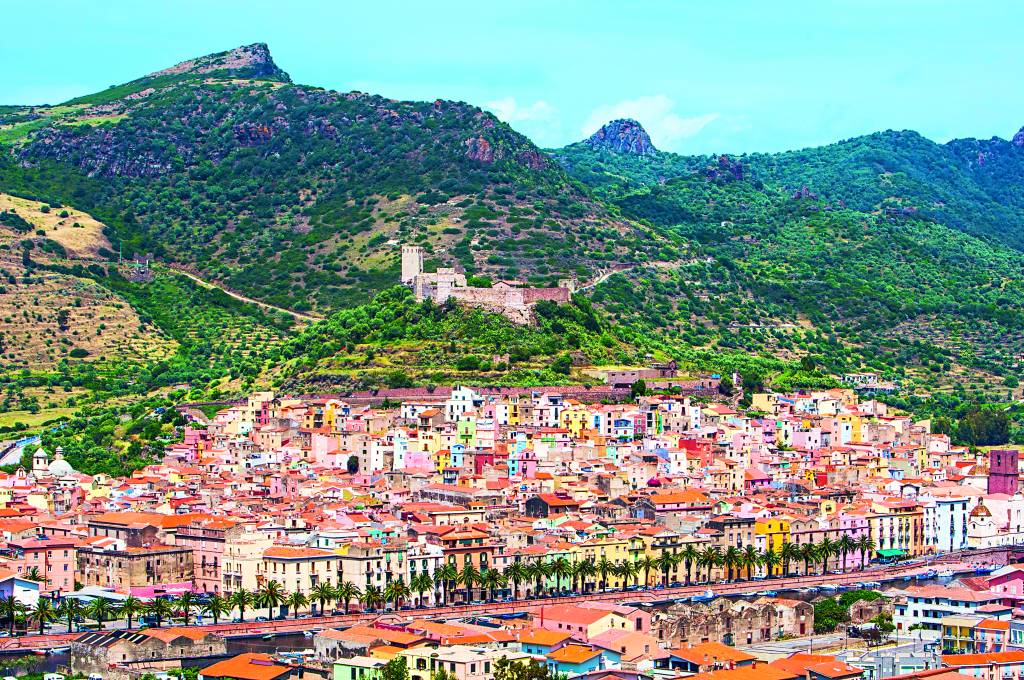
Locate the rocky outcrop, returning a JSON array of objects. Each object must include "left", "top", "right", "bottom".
[
  {"left": 1013, "top": 126, "right": 1024, "bottom": 148},
  {"left": 585, "top": 119, "right": 656, "bottom": 155},
  {"left": 148, "top": 43, "right": 291, "bottom": 82}
]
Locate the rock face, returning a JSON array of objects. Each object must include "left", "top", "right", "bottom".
[
  {"left": 1013, "top": 126, "right": 1024, "bottom": 148},
  {"left": 149, "top": 43, "right": 291, "bottom": 82},
  {"left": 585, "top": 119, "right": 656, "bottom": 155}
]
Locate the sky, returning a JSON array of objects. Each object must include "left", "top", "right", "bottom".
[{"left": 3, "top": 1, "right": 1023, "bottom": 154}]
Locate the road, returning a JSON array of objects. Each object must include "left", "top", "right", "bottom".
[
  {"left": 0, "top": 548, "right": 1007, "bottom": 653},
  {"left": 167, "top": 266, "right": 322, "bottom": 324}
]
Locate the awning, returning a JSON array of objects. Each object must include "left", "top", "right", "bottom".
[{"left": 877, "top": 549, "right": 906, "bottom": 557}]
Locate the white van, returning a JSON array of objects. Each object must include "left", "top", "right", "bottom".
[
  {"left": 88, "top": 674, "right": 104, "bottom": 680},
  {"left": 44, "top": 674, "right": 66, "bottom": 680}
]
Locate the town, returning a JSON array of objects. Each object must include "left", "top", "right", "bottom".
[{"left": 1, "top": 384, "right": 1024, "bottom": 680}]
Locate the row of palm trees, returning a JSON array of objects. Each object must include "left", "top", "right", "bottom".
[{"left": 0, "top": 535, "right": 879, "bottom": 635}]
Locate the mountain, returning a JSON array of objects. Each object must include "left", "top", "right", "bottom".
[
  {"left": 1, "top": 44, "right": 665, "bottom": 312},
  {"left": 552, "top": 121, "right": 1024, "bottom": 406},
  {"left": 584, "top": 119, "right": 657, "bottom": 155}
]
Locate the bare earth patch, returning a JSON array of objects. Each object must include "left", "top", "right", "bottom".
[{"left": 0, "top": 193, "right": 111, "bottom": 259}]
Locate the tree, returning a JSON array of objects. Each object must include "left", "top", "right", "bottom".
[
  {"left": 837, "top": 534, "right": 857, "bottom": 573},
  {"left": 493, "top": 656, "right": 559, "bottom": 680},
  {"left": 781, "top": 541, "right": 801, "bottom": 577},
  {"left": 86, "top": 597, "right": 115, "bottom": 628},
  {"left": 145, "top": 598, "right": 174, "bottom": 628},
  {"left": 681, "top": 544, "right": 699, "bottom": 585},
  {"left": 256, "top": 580, "right": 287, "bottom": 619},
  {"left": 698, "top": 546, "right": 722, "bottom": 583},
  {"left": 310, "top": 582, "right": 336, "bottom": 616},
  {"left": 741, "top": 545, "right": 760, "bottom": 580},
  {"left": 616, "top": 560, "right": 638, "bottom": 592},
  {"left": 722, "top": 547, "right": 743, "bottom": 583},
  {"left": 872, "top": 612, "right": 896, "bottom": 641},
  {"left": 800, "top": 542, "right": 818, "bottom": 575},
  {"left": 119, "top": 596, "right": 145, "bottom": 629},
  {"left": 361, "top": 585, "right": 384, "bottom": 611},
  {"left": 818, "top": 538, "right": 837, "bottom": 575},
  {"left": 229, "top": 589, "right": 255, "bottom": 622},
  {"left": 202, "top": 595, "right": 231, "bottom": 625},
  {"left": 576, "top": 559, "right": 596, "bottom": 594},
  {"left": 383, "top": 578, "right": 411, "bottom": 609},
  {"left": 813, "top": 597, "right": 850, "bottom": 633},
  {"left": 30, "top": 597, "right": 59, "bottom": 635},
  {"left": 336, "top": 582, "right": 360, "bottom": 615},
  {"left": 23, "top": 567, "right": 45, "bottom": 584},
  {"left": 411, "top": 572, "right": 433, "bottom": 607},
  {"left": 761, "top": 549, "right": 782, "bottom": 578},
  {"left": 176, "top": 592, "right": 199, "bottom": 625},
  {"left": 285, "top": 591, "right": 309, "bottom": 618},
  {"left": 435, "top": 563, "right": 457, "bottom": 605},
  {"left": 480, "top": 569, "right": 506, "bottom": 602},
  {"left": 504, "top": 562, "right": 527, "bottom": 600},
  {"left": 550, "top": 354, "right": 572, "bottom": 375},
  {"left": 856, "top": 535, "right": 876, "bottom": 570},
  {"left": 550, "top": 557, "right": 571, "bottom": 593},
  {"left": 596, "top": 556, "right": 613, "bottom": 592},
  {"left": 458, "top": 562, "right": 480, "bottom": 603},
  {"left": 380, "top": 657, "right": 410, "bottom": 680},
  {"left": 346, "top": 455, "right": 359, "bottom": 474},
  {"left": 630, "top": 380, "right": 648, "bottom": 399},
  {"left": 0, "top": 595, "right": 24, "bottom": 636},
  {"left": 637, "top": 555, "right": 657, "bottom": 589},
  {"left": 57, "top": 597, "right": 83, "bottom": 633}
]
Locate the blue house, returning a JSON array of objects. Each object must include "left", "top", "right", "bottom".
[{"left": 547, "top": 644, "right": 620, "bottom": 676}]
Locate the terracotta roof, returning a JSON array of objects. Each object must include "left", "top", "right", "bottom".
[
  {"left": 200, "top": 653, "right": 290, "bottom": 680},
  {"left": 672, "top": 642, "right": 756, "bottom": 665},
  {"left": 942, "top": 651, "right": 1024, "bottom": 665},
  {"left": 547, "top": 644, "right": 603, "bottom": 664}
]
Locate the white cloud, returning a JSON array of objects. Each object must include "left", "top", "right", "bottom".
[
  {"left": 485, "top": 97, "right": 556, "bottom": 123},
  {"left": 581, "top": 95, "right": 718, "bottom": 150}
]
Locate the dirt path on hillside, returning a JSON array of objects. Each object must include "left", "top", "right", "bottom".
[{"left": 168, "top": 265, "right": 323, "bottom": 324}]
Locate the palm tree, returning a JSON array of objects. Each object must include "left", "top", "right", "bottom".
[
  {"left": 654, "top": 552, "right": 675, "bottom": 587},
  {"left": 761, "top": 549, "right": 782, "bottom": 579},
  {"left": 741, "top": 544, "right": 760, "bottom": 580},
  {"left": 799, "top": 542, "right": 818, "bottom": 576},
  {"left": 681, "top": 544, "right": 699, "bottom": 585},
  {"left": 229, "top": 588, "right": 255, "bottom": 622},
  {"left": 176, "top": 591, "right": 199, "bottom": 625},
  {"left": 818, "top": 538, "right": 837, "bottom": 576},
  {"left": 837, "top": 534, "right": 857, "bottom": 573},
  {"left": 361, "top": 585, "right": 383, "bottom": 611},
  {"left": 30, "top": 597, "right": 58, "bottom": 635},
  {"left": 285, "top": 591, "right": 309, "bottom": 618},
  {"left": 435, "top": 563, "right": 458, "bottom": 605},
  {"left": 781, "top": 541, "right": 801, "bottom": 577},
  {"left": 722, "top": 547, "right": 743, "bottom": 583},
  {"left": 527, "top": 560, "right": 551, "bottom": 597},
  {"left": 698, "top": 546, "right": 722, "bottom": 583},
  {"left": 0, "top": 596, "right": 24, "bottom": 636},
  {"left": 856, "top": 535, "right": 876, "bottom": 570},
  {"left": 504, "top": 562, "right": 527, "bottom": 600},
  {"left": 577, "top": 559, "right": 596, "bottom": 594},
  {"left": 480, "top": 569, "right": 506, "bottom": 601},
  {"left": 57, "top": 597, "right": 82, "bottom": 633},
  {"left": 145, "top": 598, "right": 174, "bottom": 628},
  {"left": 384, "top": 578, "right": 411, "bottom": 609},
  {"left": 411, "top": 573, "right": 433, "bottom": 607},
  {"left": 616, "top": 560, "right": 638, "bottom": 592},
  {"left": 256, "top": 580, "right": 287, "bottom": 620},
  {"left": 550, "top": 557, "right": 571, "bottom": 594},
  {"left": 203, "top": 595, "right": 231, "bottom": 625},
  {"left": 119, "top": 596, "right": 145, "bottom": 630},
  {"left": 458, "top": 562, "right": 480, "bottom": 604},
  {"left": 336, "top": 582, "right": 360, "bottom": 614},
  {"left": 85, "top": 597, "right": 115, "bottom": 629},
  {"left": 23, "top": 567, "right": 45, "bottom": 584},
  {"left": 596, "top": 556, "right": 614, "bottom": 592},
  {"left": 310, "top": 582, "right": 336, "bottom": 616},
  {"left": 637, "top": 555, "right": 657, "bottom": 589}
]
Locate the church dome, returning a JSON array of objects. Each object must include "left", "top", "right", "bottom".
[
  {"left": 48, "top": 451, "right": 75, "bottom": 477},
  {"left": 970, "top": 502, "right": 991, "bottom": 518}
]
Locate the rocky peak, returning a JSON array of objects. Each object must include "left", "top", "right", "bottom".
[
  {"left": 584, "top": 119, "right": 656, "bottom": 155},
  {"left": 148, "top": 43, "right": 291, "bottom": 82},
  {"left": 1013, "top": 126, "right": 1024, "bottom": 148}
]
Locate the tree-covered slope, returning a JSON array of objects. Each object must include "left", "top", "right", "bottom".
[{"left": 2, "top": 45, "right": 666, "bottom": 311}]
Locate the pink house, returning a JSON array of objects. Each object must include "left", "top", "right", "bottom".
[
  {"left": 6, "top": 537, "right": 77, "bottom": 595},
  {"left": 985, "top": 564, "right": 1024, "bottom": 602}
]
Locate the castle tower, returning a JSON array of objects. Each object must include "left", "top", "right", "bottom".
[
  {"left": 988, "top": 449, "right": 1020, "bottom": 495},
  {"left": 401, "top": 245, "right": 424, "bottom": 284}
]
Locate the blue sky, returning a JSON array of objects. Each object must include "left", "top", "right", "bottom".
[{"left": 3, "top": 1, "right": 1023, "bottom": 154}]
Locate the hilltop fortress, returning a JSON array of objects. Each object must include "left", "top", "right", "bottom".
[{"left": 401, "top": 245, "right": 574, "bottom": 323}]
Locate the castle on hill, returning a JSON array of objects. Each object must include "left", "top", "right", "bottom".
[{"left": 401, "top": 245, "right": 574, "bottom": 323}]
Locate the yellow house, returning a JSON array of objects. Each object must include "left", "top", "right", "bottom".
[
  {"left": 560, "top": 405, "right": 592, "bottom": 438},
  {"left": 755, "top": 517, "right": 791, "bottom": 575}
]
